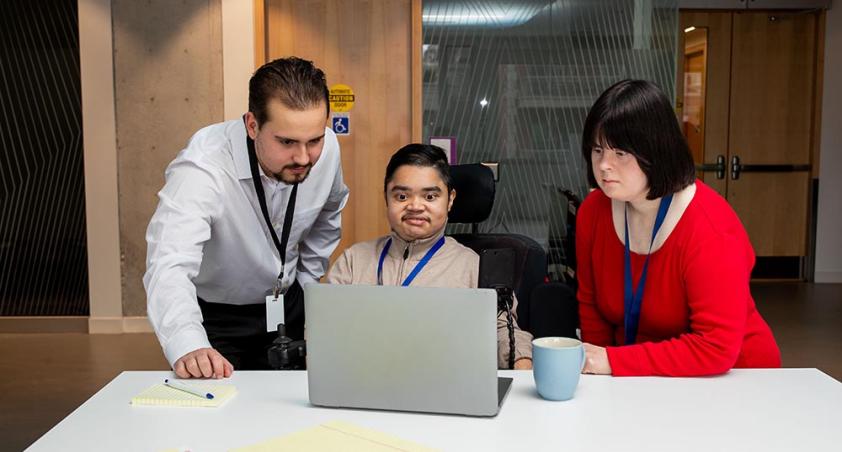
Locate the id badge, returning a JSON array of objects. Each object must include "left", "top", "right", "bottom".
[{"left": 265, "top": 294, "right": 285, "bottom": 333}]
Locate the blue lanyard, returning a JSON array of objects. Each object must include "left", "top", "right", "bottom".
[
  {"left": 377, "top": 236, "right": 446, "bottom": 286},
  {"left": 623, "top": 194, "right": 673, "bottom": 345}
]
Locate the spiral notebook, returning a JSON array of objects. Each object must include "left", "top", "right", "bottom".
[{"left": 130, "top": 382, "right": 237, "bottom": 407}]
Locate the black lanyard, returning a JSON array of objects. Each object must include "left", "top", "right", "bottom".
[{"left": 245, "top": 131, "right": 298, "bottom": 298}]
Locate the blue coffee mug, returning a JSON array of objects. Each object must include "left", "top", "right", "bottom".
[{"left": 532, "top": 337, "right": 585, "bottom": 401}]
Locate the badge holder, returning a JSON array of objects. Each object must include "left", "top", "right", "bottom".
[{"left": 265, "top": 280, "right": 285, "bottom": 333}]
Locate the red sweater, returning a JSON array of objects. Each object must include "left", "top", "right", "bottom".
[{"left": 576, "top": 181, "right": 781, "bottom": 376}]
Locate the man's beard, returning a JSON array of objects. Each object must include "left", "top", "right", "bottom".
[{"left": 273, "top": 164, "right": 312, "bottom": 184}]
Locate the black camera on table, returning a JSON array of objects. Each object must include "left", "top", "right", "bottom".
[{"left": 267, "top": 323, "right": 307, "bottom": 370}]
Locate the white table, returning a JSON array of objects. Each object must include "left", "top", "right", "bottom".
[{"left": 27, "top": 369, "right": 842, "bottom": 452}]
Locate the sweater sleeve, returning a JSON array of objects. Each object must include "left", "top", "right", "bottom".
[
  {"left": 576, "top": 193, "right": 616, "bottom": 346},
  {"left": 497, "top": 293, "right": 534, "bottom": 368},
  {"left": 606, "top": 234, "right": 749, "bottom": 376},
  {"left": 325, "top": 248, "right": 354, "bottom": 285}
]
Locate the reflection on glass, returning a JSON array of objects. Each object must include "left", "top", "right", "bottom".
[{"left": 422, "top": 0, "right": 679, "bottom": 281}]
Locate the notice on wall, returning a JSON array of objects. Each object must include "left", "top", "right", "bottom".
[
  {"left": 430, "top": 136, "right": 457, "bottom": 164},
  {"left": 329, "top": 84, "right": 355, "bottom": 113}
]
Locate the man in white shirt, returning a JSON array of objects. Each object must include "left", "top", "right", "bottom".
[{"left": 144, "top": 57, "right": 349, "bottom": 378}]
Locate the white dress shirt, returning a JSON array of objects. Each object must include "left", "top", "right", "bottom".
[{"left": 143, "top": 119, "right": 349, "bottom": 366}]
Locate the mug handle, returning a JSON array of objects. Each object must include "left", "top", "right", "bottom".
[{"left": 579, "top": 345, "right": 586, "bottom": 372}]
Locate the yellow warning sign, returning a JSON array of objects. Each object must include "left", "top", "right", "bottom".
[{"left": 329, "top": 84, "right": 355, "bottom": 113}]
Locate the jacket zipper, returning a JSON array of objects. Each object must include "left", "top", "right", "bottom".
[{"left": 396, "top": 243, "right": 411, "bottom": 285}]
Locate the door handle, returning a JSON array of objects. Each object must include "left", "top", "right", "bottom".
[
  {"left": 695, "top": 155, "right": 726, "bottom": 180},
  {"left": 731, "top": 155, "right": 741, "bottom": 180},
  {"left": 730, "top": 155, "right": 810, "bottom": 180}
]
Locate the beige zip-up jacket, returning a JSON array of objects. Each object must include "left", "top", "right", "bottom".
[{"left": 326, "top": 230, "right": 533, "bottom": 368}]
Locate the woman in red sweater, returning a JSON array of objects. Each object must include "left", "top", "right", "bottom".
[{"left": 576, "top": 80, "right": 781, "bottom": 376}]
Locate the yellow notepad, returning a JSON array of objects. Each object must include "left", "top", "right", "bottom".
[
  {"left": 130, "top": 382, "right": 237, "bottom": 407},
  {"left": 232, "top": 420, "right": 439, "bottom": 452}
]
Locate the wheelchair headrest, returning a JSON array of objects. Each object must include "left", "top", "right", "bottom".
[{"left": 448, "top": 163, "right": 495, "bottom": 224}]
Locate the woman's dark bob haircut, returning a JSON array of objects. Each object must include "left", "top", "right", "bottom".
[
  {"left": 384, "top": 143, "right": 453, "bottom": 193},
  {"left": 581, "top": 79, "right": 695, "bottom": 200}
]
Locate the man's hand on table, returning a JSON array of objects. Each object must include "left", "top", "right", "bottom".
[{"left": 174, "top": 347, "right": 233, "bottom": 379}]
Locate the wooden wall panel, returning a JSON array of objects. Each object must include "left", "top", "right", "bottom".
[
  {"left": 730, "top": 12, "right": 815, "bottom": 166},
  {"left": 679, "top": 11, "right": 822, "bottom": 258},
  {"left": 264, "top": 0, "right": 413, "bottom": 256},
  {"left": 728, "top": 11, "right": 816, "bottom": 256},
  {"left": 727, "top": 172, "right": 810, "bottom": 256},
  {"left": 811, "top": 11, "right": 825, "bottom": 178}
]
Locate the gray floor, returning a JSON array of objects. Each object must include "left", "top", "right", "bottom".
[
  {"left": 1, "top": 282, "right": 840, "bottom": 451},
  {"left": 751, "top": 282, "right": 842, "bottom": 377}
]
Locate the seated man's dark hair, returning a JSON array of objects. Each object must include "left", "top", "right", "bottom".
[{"left": 384, "top": 144, "right": 452, "bottom": 193}]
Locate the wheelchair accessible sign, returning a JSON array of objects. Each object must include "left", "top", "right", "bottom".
[
  {"left": 329, "top": 84, "right": 354, "bottom": 136},
  {"left": 332, "top": 113, "right": 350, "bottom": 136}
]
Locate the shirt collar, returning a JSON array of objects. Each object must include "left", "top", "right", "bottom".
[
  {"left": 232, "top": 117, "right": 254, "bottom": 181},
  {"left": 231, "top": 117, "right": 292, "bottom": 190},
  {"left": 387, "top": 227, "right": 447, "bottom": 260}
]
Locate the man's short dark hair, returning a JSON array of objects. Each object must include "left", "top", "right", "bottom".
[
  {"left": 581, "top": 79, "right": 696, "bottom": 200},
  {"left": 248, "top": 57, "right": 330, "bottom": 125},
  {"left": 384, "top": 144, "right": 453, "bottom": 193}
]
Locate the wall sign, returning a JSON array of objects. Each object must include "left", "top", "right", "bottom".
[{"left": 329, "top": 84, "right": 355, "bottom": 113}]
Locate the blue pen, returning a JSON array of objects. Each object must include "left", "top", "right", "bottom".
[{"left": 164, "top": 378, "right": 215, "bottom": 399}]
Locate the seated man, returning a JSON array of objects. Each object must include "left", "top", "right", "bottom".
[{"left": 327, "top": 144, "right": 533, "bottom": 369}]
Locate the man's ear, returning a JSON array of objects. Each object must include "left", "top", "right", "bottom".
[
  {"left": 245, "top": 112, "right": 259, "bottom": 140},
  {"left": 447, "top": 189, "right": 456, "bottom": 211}
]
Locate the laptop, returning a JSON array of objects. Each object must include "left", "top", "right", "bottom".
[{"left": 304, "top": 283, "right": 513, "bottom": 417}]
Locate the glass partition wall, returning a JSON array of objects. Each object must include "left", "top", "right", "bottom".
[{"left": 422, "top": 0, "right": 678, "bottom": 280}]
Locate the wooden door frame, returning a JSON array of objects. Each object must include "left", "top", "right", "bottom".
[
  {"left": 252, "top": 0, "right": 423, "bottom": 142},
  {"left": 410, "top": 0, "right": 422, "bottom": 142},
  {"left": 681, "top": 32, "right": 708, "bottom": 170},
  {"left": 677, "top": 9, "right": 826, "bottom": 277},
  {"left": 254, "top": 0, "right": 265, "bottom": 68},
  {"left": 676, "top": 11, "right": 733, "bottom": 198}
]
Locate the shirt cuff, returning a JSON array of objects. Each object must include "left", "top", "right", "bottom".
[
  {"left": 163, "top": 327, "right": 212, "bottom": 369},
  {"left": 514, "top": 329, "right": 534, "bottom": 361}
]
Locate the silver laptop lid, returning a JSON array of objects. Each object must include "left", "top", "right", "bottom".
[{"left": 305, "top": 283, "right": 500, "bottom": 416}]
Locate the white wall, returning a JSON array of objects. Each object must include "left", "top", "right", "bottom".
[
  {"left": 222, "top": 0, "right": 255, "bottom": 120},
  {"left": 815, "top": 4, "right": 842, "bottom": 283},
  {"left": 78, "top": 0, "right": 256, "bottom": 331},
  {"left": 78, "top": 0, "right": 124, "bottom": 331}
]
